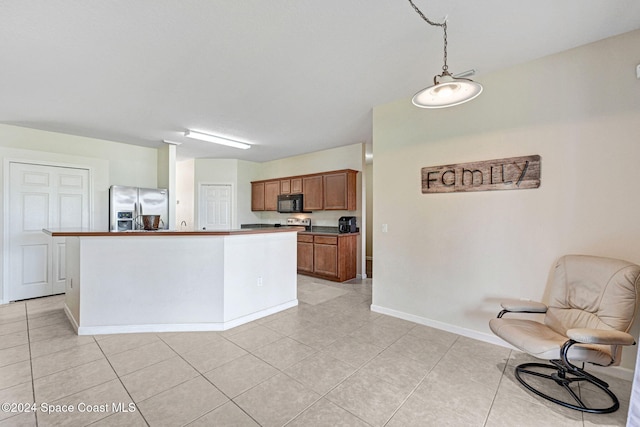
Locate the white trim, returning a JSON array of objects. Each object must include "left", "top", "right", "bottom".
[
  {"left": 2, "top": 158, "right": 93, "bottom": 305},
  {"left": 369, "top": 304, "right": 634, "bottom": 382},
  {"left": 66, "top": 300, "right": 298, "bottom": 335},
  {"left": 371, "top": 304, "right": 506, "bottom": 346}
]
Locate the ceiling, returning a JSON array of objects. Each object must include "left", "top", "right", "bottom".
[{"left": 2, "top": 1, "right": 639, "bottom": 162}]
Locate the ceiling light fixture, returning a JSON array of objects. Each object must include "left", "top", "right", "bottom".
[
  {"left": 184, "top": 130, "right": 251, "bottom": 150},
  {"left": 408, "top": 0, "right": 482, "bottom": 108}
]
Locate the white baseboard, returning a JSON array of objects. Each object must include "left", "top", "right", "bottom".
[
  {"left": 370, "top": 304, "right": 634, "bottom": 382},
  {"left": 68, "top": 300, "right": 298, "bottom": 336}
]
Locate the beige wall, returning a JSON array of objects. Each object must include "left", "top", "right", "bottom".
[{"left": 372, "top": 29, "right": 640, "bottom": 371}]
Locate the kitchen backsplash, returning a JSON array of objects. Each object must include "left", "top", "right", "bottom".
[{"left": 256, "top": 210, "right": 357, "bottom": 227}]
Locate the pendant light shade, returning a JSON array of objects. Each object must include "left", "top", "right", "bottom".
[
  {"left": 408, "top": 0, "right": 482, "bottom": 108},
  {"left": 412, "top": 71, "right": 483, "bottom": 108}
]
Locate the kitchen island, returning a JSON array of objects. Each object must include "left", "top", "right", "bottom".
[{"left": 43, "top": 228, "right": 301, "bottom": 335}]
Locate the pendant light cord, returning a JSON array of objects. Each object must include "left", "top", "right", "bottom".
[{"left": 407, "top": 0, "right": 448, "bottom": 73}]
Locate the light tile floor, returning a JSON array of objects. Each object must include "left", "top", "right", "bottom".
[{"left": 0, "top": 275, "right": 632, "bottom": 426}]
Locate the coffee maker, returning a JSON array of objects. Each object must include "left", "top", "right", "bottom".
[{"left": 338, "top": 216, "right": 357, "bottom": 233}]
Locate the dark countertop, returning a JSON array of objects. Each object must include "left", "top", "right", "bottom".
[{"left": 240, "top": 224, "right": 359, "bottom": 236}]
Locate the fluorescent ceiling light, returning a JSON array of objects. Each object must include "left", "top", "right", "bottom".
[
  {"left": 162, "top": 139, "right": 182, "bottom": 145},
  {"left": 184, "top": 130, "right": 251, "bottom": 150}
]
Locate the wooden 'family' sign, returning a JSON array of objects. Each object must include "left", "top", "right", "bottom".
[{"left": 421, "top": 155, "right": 541, "bottom": 194}]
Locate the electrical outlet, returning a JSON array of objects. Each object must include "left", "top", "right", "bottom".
[
  {"left": 257, "top": 277, "right": 263, "bottom": 287},
  {"left": 382, "top": 224, "right": 388, "bottom": 233}
]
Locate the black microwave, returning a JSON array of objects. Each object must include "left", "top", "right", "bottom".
[{"left": 277, "top": 194, "right": 304, "bottom": 213}]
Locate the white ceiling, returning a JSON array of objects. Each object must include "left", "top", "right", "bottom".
[{"left": 1, "top": 1, "right": 639, "bottom": 162}]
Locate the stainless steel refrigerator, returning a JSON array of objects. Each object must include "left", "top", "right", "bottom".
[{"left": 109, "top": 185, "right": 169, "bottom": 231}]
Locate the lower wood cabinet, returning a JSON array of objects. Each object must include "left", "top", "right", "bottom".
[
  {"left": 297, "top": 233, "right": 357, "bottom": 282},
  {"left": 296, "top": 234, "right": 314, "bottom": 273}
]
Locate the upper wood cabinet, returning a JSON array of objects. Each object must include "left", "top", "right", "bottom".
[
  {"left": 251, "top": 180, "right": 280, "bottom": 211},
  {"left": 251, "top": 182, "right": 265, "bottom": 211},
  {"left": 291, "top": 178, "right": 303, "bottom": 194},
  {"left": 323, "top": 170, "right": 357, "bottom": 210},
  {"left": 251, "top": 169, "right": 357, "bottom": 212},
  {"left": 280, "top": 179, "right": 291, "bottom": 195},
  {"left": 264, "top": 180, "right": 280, "bottom": 211},
  {"left": 302, "top": 175, "right": 323, "bottom": 211}
]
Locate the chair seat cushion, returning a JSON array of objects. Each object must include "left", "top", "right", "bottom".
[{"left": 489, "top": 318, "right": 613, "bottom": 365}]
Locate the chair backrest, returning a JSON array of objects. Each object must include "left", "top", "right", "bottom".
[{"left": 544, "top": 255, "right": 640, "bottom": 338}]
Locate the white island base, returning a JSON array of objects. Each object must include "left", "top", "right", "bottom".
[{"left": 58, "top": 230, "right": 299, "bottom": 335}]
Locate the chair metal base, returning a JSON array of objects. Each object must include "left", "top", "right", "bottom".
[{"left": 515, "top": 360, "right": 619, "bottom": 414}]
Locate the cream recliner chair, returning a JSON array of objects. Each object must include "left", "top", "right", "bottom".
[{"left": 490, "top": 255, "right": 640, "bottom": 413}]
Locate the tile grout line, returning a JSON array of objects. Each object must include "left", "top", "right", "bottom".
[
  {"left": 380, "top": 334, "right": 462, "bottom": 427},
  {"left": 24, "top": 302, "right": 38, "bottom": 427},
  {"left": 184, "top": 286, "right": 376, "bottom": 426},
  {"left": 94, "top": 334, "right": 152, "bottom": 427},
  {"left": 281, "top": 292, "right": 408, "bottom": 427},
  {"left": 482, "top": 349, "right": 511, "bottom": 427},
  {"left": 155, "top": 332, "right": 264, "bottom": 426},
  {"left": 25, "top": 298, "right": 129, "bottom": 426}
]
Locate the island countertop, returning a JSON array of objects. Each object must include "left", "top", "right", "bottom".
[{"left": 43, "top": 227, "right": 304, "bottom": 237}]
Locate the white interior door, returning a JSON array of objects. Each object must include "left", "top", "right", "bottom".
[
  {"left": 199, "top": 184, "right": 232, "bottom": 231},
  {"left": 9, "top": 162, "right": 90, "bottom": 301}
]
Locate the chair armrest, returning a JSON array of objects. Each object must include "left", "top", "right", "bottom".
[
  {"left": 497, "top": 299, "right": 547, "bottom": 318},
  {"left": 500, "top": 299, "right": 547, "bottom": 313},
  {"left": 567, "top": 328, "right": 636, "bottom": 346}
]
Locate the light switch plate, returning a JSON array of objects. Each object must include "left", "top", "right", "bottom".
[{"left": 637, "top": 64, "right": 640, "bottom": 79}]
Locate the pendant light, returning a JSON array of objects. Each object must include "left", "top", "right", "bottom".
[{"left": 408, "top": 0, "right": 482, "bottom": 108}]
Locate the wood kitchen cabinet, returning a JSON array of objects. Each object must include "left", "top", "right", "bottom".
[
  {"left": 297, "top": 232, "right": 357, "bottom": 282},
  {"left": 281, "top": 178, "right": 302, "bottom": 195},
  {"left": 296, "top": 234, "right": 314, "bottom": 273},
  {"left": 251, "top": 182, "right": 265, "bottom": 211},
  {"left": 264, "top": 180, "right": 280, "bottom": 211},
  {"left": 291, "top": 178, "right": 303, "bottom": 194},
  {"left": 252, "top": 169, "right": 357, "bottom": 212},
  {"left": 313, "top": 235, "right": 339, "bottom": 277},
  {"left": 302, "top": 175, "right": 323, "bottom": 211},
  {"left": 323, "top": 170, "right": 357, "bottom": 210},
  {"left": 280, "top": 179, "right": 291, "bottom": 195}
]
